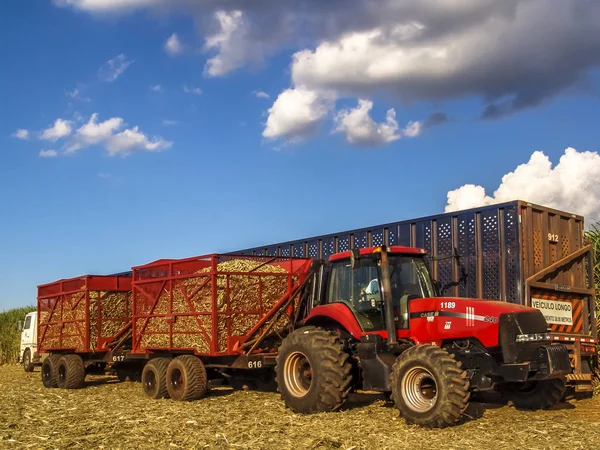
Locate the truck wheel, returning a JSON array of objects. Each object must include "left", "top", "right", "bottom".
[
  {"left": 142, "top": 357, "right": 171, "bottom": 399},
  {"left": 42, "top": 354, "right": 61, "bottom": 388},
  {"left": 166, "top": 355, "right": 208, "bottom": 401},
  {"left": 390, "top": 345, "right": 470, "bottom": 428},
  {"left": 23, "top": 349, "right": 34, "bottom": 372},
  {"left": 56, "top": 355, "right": 86, "bottom": 389},
  {"left": 500, "top": 378, "right": 566, "bottom": 410},
  {"left": 275, "top": 327, "right": 352, "bottom": 413}
]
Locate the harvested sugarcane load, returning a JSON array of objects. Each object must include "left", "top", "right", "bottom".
[
  {"left": 131, "top": 255, "right": 313, "bottom": 355},
  {"left": 37, "top": 275, "right": 132, "bottom": 353}
]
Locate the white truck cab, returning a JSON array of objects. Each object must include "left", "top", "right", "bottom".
[{"left": 20, "top": 311, "right": 39, "bottom": 372}]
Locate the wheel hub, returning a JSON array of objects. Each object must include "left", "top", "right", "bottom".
[
  {"left": 284, "top": 351, "right": 313, "bottom": 397},
  {"left": 401, "top": 366, "right": 438, "bottom": 413}
]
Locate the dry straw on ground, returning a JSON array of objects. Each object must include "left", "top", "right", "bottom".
[{"left": 1, "top": 365, "right": 599, "bottom": 450}]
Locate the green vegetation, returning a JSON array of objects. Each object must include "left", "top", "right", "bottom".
[
  {"left": 584, "top": 224, "right": 600, "bottom": 379},
  {"left": 0, "top": 306, "right": 35, "bottom": 364}
]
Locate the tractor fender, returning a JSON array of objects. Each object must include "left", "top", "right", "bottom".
[{"left": 304, "top": 304, "right": 363, "bottom": 340}]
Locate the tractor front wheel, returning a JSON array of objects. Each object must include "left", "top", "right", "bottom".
[
  {"left": 391, "top": 344, "right": 470, "bottom": 428},
  {"left": 275, "top": 327, "right": 352, "bottom": 414},
  {"left": 500, "top": 378, "right": 566, "bottom": 410}
]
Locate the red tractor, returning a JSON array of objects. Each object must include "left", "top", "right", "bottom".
[{"left": 276, "top": 245, "right": 571, "bottom": 427}]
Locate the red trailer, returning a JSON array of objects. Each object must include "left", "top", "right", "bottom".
[{"left": 37, "top": 275, "right": 133, "bottom": 387}]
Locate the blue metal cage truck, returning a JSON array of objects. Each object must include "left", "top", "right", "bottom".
[{"left": 237, "top": 200, "right": 597, "bottom": 393}]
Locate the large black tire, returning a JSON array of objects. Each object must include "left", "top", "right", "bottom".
[
  {"left": 142, "top": 357, "right": 171, "bottom": 399},
  {"left": 391, "top": 345, "right": 470, "bottom": 428},
  {"left": 500, "top": 378, "right": 566, "bottom": 410},
  {"left": 23, "top": 349, "right": 34, "bottom": 373},
  {"left": 42, "top": 354, "right": 61, "bottom": 388},
  {"left": 275, "top": 327, "right": 352, "bottom": 414},
  {"left": 56, "top": 355, "right": 86, "bottom": 389},
  {"left": 166, "top": 355, "right": 208, "bottom": 401}
]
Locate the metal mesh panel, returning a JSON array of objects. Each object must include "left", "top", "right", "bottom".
[
  {"left": 371, "top": 228, "right": 384, "bottom": 247},
  {"left": 457, "top": 213, "right": 478, "bottom": 298},
  {"left": 308, "top": 239, "right": 319, "bottom": 258},
  {"left": 322, "top": 236, "right": 335, "bottom": 259},
  {"left": 338, "top": 234, "right": 350, "bottom": 252},
  {"left": 354, "top": 231, "right": 368, "bottom": 249},
  {"left": 293, "top": 243, "right": 305, "bottom": 257},
  {"left": 266, "top": 246, "right": 279, "bottom": 257},
  {"left": 504, "top": 206, "right": 520, "bottom": 303},
  {"left": 436, "top": 218, "right": 453, "bottom": 294},
  {"left": 388, "top": 225, "right": 398, "bottom": 246},
  {"left": 280, "top": 246, "right": 290, "bottom": 257},
  {"left": 482, "top": 211, "right": 501, "bottom": 300}
]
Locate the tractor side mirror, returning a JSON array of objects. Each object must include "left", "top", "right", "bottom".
[
  {"left": 17, "top": 320, "right": 23, "bottom": 332},
  {"left": 350, "top": 249, "right": 361, "bottom": 269}
]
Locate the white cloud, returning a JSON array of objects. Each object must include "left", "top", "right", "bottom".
[
  {"left": 151, "top": 84, "right": 163, "bottom": 92},
  {"left": 54, "top": 0, "right": 161, "bottom": 12},
  {"left": 11, "top": 129, "right": 29, "bottom": 140},
  {"left": 204, "top": 10, "right": 245, "bottom": 76},
  {"left": 254, "top": 90, "right": 270, "bottom": 99},
  {"left": 39, "top": 149, "right": 58, "bottom": 158},
  {"left": 65, "top": 113, "right": 172, "bottom": 156},
  {"left": 263, "top": 88, "right": 334, "bottom": 142},
  {"left": 106, "top": 126, "right": 172, "bottom": 156},
  {"left": 445, "top": 147, "right": 600, "bottom": 220},
  {"left": 162, "top": 119, "right": 178, "bottom": 126},
  {"left": 98, "top": 54, "right": 134, "bottom": 82},
  {"left": 164, "top": 33, "right": 183, "bottom": 56},
  {"left": 40, "top": 119, "right": 73, "bottom": 142},
  {"left": 67, "top": 113, "right": 123, "bottom": 152},
  {"left": 183, "top": 84, "right": 202, "bottom": 95},
  {"left": 402, "top": 121, "right": 422, "bottom": 138},
  {"left": 334, "top": 99, "right": 403, "bottom": 147}
]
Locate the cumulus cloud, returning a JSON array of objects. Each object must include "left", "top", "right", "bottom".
[
  {"left": 64, "top": 113, "right": 171, "bottom": 156},
  {"left": 333, "top": 100, "right": 422, "bottom": 146},
  {"left": 445, "top": 147, "right": 600, "bottom": 220},
  {"left": 183, "top": 84, "right": 202, "bottom": 95},
  {"left": 263, "top": 88, "right": 334, "bottom": 142},
  {"left": 164, "top": 33, "right": 183, "bottom": 56},
  {"left": 40, "top": 119, "right": 72, "bottom": 142},
  {"left": 39, "top": 149, "right": 58, "bottom": 158},
  {"left": 11, "top": 129, "right": 29, "bottom": 140},
  {"left": 98, "top": 54, "right": 134, "bottom": 82}
]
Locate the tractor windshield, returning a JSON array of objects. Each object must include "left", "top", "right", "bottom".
[{"left": 327, "top": 255, "right": 434, "bottom": 331}]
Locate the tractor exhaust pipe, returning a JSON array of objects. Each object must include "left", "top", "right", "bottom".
[{"left": 379, "top": 247, "right": 398, "bottom": 345}]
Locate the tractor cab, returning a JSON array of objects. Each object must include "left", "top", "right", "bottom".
[{"left": 324, "top": 246, "right": 434, "bottom": 335}]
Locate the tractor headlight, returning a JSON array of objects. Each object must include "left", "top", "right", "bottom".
[{"left": 515, "top": 332, "right": 551, "bottom": 343}]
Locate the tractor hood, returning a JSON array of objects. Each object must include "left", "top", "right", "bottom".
[{"left": 407, "top": 297, "right": 549, "bottom": 349}]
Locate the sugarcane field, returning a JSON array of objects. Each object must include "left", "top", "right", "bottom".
[{"left": 3, "top": 1, "right": 600, "bottom": 450}]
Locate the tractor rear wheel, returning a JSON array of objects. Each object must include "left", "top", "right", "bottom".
[
  {"left": 142, "top": 357, "right": 171, "bottom": 399},
  {"left": 500, "top": 378, "right": 565, "bottom": 410},
  {"left": 391, "top": 344, "right": 470, "bottom": 428},
  {"left": 41, "top": 354, "right": 61, "bottom": 388},
  {"left": 275, "top": 327, "right": 352, "bottom": 414},
  {"left": 166, "top": 355, "right": 208, "bottom": 401},
  {"left": 56, "top": 355, "right": 86, "bottom": 389}
]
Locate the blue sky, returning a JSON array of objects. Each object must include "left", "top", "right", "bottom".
[{"left": 1, "top": 0, "right": 600, "bottom": 309}]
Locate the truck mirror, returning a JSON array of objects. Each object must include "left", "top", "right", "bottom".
[
  {"left": 350, "top": 249, "right": 361, "bottom": 269},
  {"left": 17, "top": 320, "right": 23, "bottom": 332}
]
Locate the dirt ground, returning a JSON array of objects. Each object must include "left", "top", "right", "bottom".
[{"left": 1, "top": 365, "right": 599, "bottom": 450}]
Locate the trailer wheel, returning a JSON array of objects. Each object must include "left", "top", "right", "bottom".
[
  {"left": 23, "top": 349, "right": 34, "bottom": 373},
  {"left": 275, "top": 327, "right": 352, "bottom": 414},
  {"left": 166, "top": 355, "right": 208, "bottom": 401},
  {"left": 42, "top": 354, "right": 61, "bottom": 388},
  {"left": 500, "top": 378, "right": 566, "bottom": 410},
  {"left": 56, "top": 355, "right": 86, "bottom": 389},
  {"left": 142, "top": 358, "right": 171, "bottom": 399},
  {"left": 391, "top": 345, "right": 470, "bottom": 428}
]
